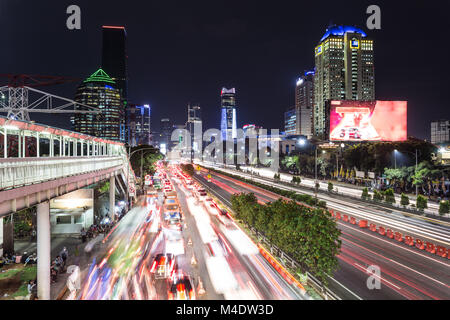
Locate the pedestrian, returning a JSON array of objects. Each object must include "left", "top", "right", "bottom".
[
  {"left": 60, "top": 247, "right": 69, "bottom": 264},
  {"left": 81, "top": 228, "right": 87, "bottom": 243}
]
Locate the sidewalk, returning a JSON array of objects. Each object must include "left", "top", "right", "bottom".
[{"left": 14, "top": 234, "right": 108, "bottom": 300}]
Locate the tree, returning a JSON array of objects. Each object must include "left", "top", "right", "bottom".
[
  {"left": 327, "top": 182, "right": 334, "bottom": 192},
  {"left": 416, "top": 195, "right": 428, "bottom": 212},
  {"left": 384, "top": 188, "right": 396, "bottom": 205},
  {"left": 439, "top": 200, "right": 450, "bottom": 216},
  {"left": 129, "top": 145, "right": 164, "bottom": 177},
  {"left": 384, "top": 168, "right": 406, "bottom": 181},
  {"left": 315, "top": 182, "right": 320, "bottom": 192},
  {"left": 361, "top": 187, "right": 369, "bottom": 200},
  {"left": 400, "top": 193, "right": 410, "bottom": 207},
  {"left": 231, "top": 193, "right": 340, "bottom": 285},
  {"left": 181, "top": 163, "right": 194, "bottom": 176},
  {"left": 372, "top": 189, "right": 384, "bottom": 202}
]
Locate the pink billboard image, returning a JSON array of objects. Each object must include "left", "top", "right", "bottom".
[{"left": 329, "top": 101, "right": 407, "bottom": 141}]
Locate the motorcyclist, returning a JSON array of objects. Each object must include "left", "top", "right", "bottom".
[{"left": 80, "top": 228, "right": 87, "bottom": 243}]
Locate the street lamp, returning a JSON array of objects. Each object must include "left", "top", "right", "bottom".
[
  {"left": 394, "top": 149, "right": 398, "bottom": 169},
  {"left": 127, "top": 146, "right": 156, "bottom": 203},
  {"left": 395, "top": 149, "right": 420, "bottom": 196}
]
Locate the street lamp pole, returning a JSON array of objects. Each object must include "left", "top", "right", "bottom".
[
  {"left": 315, "top": 147, "right": 317, "bottom": 181},
  {"left": 394, "top": 148, "right": 419, "bottom": 196},
  {"left": 415, "top": 148, "right": 418, "bottom": 196},
  {"left": 394, "top": 150, "right": 397, "bottom": 169},
  {"left": 314, "top": 146, "right": 318, "bottom": 204}
]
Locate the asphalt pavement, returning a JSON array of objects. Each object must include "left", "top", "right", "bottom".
[{"left": 195, "top": 169, "right": 450, "bottom": 300}]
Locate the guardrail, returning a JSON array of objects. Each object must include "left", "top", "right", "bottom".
[{"left": 0, "top": 156, "right": 124, "bottom": 190}]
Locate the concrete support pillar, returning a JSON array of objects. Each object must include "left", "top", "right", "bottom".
[
  {"left": 74, "top": 140, "right": 78, "bottom": 157},
  {"left": 37, "top": 201, "right": 50, "bottom": 300},
  {"left": 81, "top": 140, "right": 84, "bottom": 157},
  {"left": 36, "top": 133, "right": 40, "bottom": 158},
  {"left": 110, "top": 175, "right": 115, "bottom": 222},
  {"left": 59, "top": 138, "right": 62, "bottom": 157},
  {"left": 50, "top": 135, "right": 54, "bottom": 157},
  {"left": 68, "top": 139, "right": 71, "bottom": 157},
  {"left": 22, "top": 131, "right": 26, "bottom": 157}
]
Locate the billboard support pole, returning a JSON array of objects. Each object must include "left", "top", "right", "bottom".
[{"left": 415, "top": 149, "right": 418, "bottom": 196}]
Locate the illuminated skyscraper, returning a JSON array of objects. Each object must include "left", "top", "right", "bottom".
[
  {"left": 102, "top": 26, "right": 128, "bottom": 101},
  {"left": 126, "top": 104, "right": 151, "bottom": 146},
  {"left": 284, "top": 107, "right": 296, "bottom": 136},
  {"left": 314, "top": 25, "right": 374, "bottom": 138},
  {"left": 186, "top": 104, "right": 202, "bottom": 160},
  {"left": 72, "top": 68, "right": 122, "bottom": 141},
  {"left": 220, "top": 88, "right": 237, "bottom": 140},
  {"left": 102, "top": 26, "right": 128, "bottom": 141}
]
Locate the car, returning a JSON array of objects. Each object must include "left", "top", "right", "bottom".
[
  {"left": 150, "top": 253, "right": 176, "bottom": 279},
  {"left": 168, "top": 272, "right": 196, "bottom": 300},
  {"left": 165, "top": 190, "right": 177, "bottom": 199},
  {"left": 165, "top": 231, "right": 185, "bottom": 256},
  {"left": 197, "top": 191, "right": 208, "bottom": 202},
  {"left": 163, "top": 199, "right": 183, "bottom": 230}
]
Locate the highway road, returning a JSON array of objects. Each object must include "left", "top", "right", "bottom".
[
  {"left": 194, "top": 168, "right": 450, "bottom": 300},
  {"left": 77, "top": 165, "right": 307, "bottom": 300},
  {"left": 206, "top": 163, "right": 444, "bottom": 215}
]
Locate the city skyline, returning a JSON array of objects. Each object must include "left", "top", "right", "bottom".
[
  {"left": 0, "top": 0, "right": 449, "bottom": 304},
  {"left": 1, "top": 1, "right": 448, "bottom": 139}
]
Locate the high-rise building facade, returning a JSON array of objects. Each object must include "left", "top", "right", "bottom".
[
  {"left": 72, "top": 69, "right": 122, "bottom": 141},
  {"left": 295, "top": 71, "right": 315, "bottom": 138},
  {"left": 160, "top": 118, "right": 172, "bottom": 150},
  {"left": 314, "top": 25, "right": 374, "bottom": 138},
  {"left": 102, "top": 26, "right": 128, "bottom": 142},
  {"left": 102, "top": 26, "right": 128, "bottom": 100},
  {"left": 186, "top": 104, "right": 202, "bottom": 158},
  {"left": 126, "top": 104, "right": 151, "bottom": 146},
  {"left": 284, "top": 107, "right": 297, "bottom": 136},
  {"left": 431, "top": 120, "right": 450, "bottom": 144},
  {"left": 220, "top": 88, "right": 237, "bottom": 140}
]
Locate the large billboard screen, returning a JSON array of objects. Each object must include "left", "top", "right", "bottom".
[{"left": 329, "top": 100, "right": 407, "bottom": 141}]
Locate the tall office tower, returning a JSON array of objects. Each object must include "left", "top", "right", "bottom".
[
  {"left": 102, "top": 26, "right": 128, "bottom": 99},
  {"left": 72, "top": 69, "right": 122, "bottom": 141},
  {"left": 186, "top": 104, "right": 202, "bottom": 158},
  {"left": 284, "top": 107, "right": 297, "bottom": 136},
  {"left": 431, "top": 120, "right": 450, "bottom": 144},
  {"left": 314, "top": 25, "right": 374, "bottom": 138},
  {"left": 295, "top": 71, "right": 315, "bottom": 138},
  {"left": 102, "top": 26, "right": 128, "bottom": 142},
  {"left": 160, "top": 118, "right": 172, "bottom": 150},
  {"left": 126, "top": 104, "right": 151, "bottom": 146},
  {"left": 220, "top": 88, "right": 237, "bottom": 141}
]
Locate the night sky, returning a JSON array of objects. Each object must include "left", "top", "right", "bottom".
[{"left": 1, "top": 0, "right": 448, "bottom": 139}]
